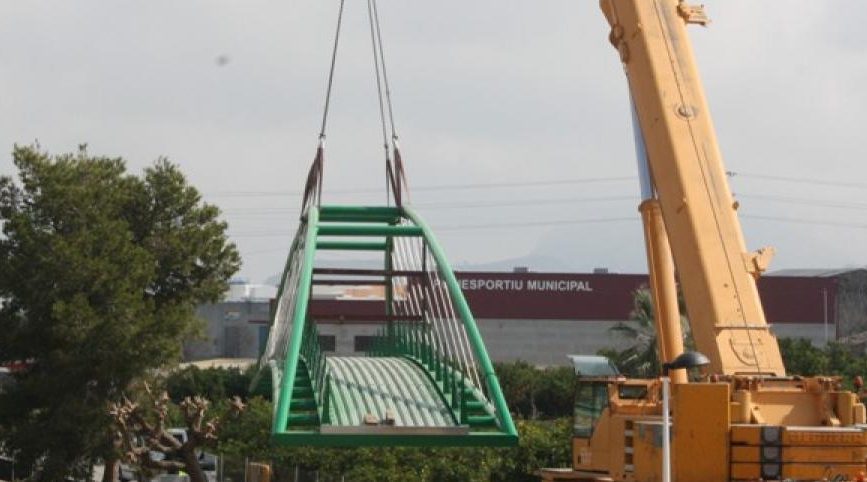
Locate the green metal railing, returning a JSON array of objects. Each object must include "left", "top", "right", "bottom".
[
  {"left": 271, "top": 207, "right": 319, "bottom": 434},
  {"left": 403, "top": 206, "right": 515, "bottom": 435},
  {"left": 299, "top": 317, "right": 330, "bottom": 424}
]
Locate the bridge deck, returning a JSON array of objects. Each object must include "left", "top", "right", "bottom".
[{"left": 326, "top": 357, "right": 456, "bottom": 428}]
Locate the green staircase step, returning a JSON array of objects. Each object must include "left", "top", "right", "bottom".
[
  {"left": 316, "top": 240, "right": 387, "bottom": 251},
  {"left": 287, "top": 360, "right": 320, "bottom": 428},
  {"left": 464, "top": 401, "right": 485, "bottom": 412},
  {"left": 292, "top": 398, "right": 317, "bottom": 410},
  {"left": 317, "top": 224, "right": 422, "bottom": 237},
  {"left": 319, "top": 205, "right": 401, "bottom": 223},
  {"left": 292, "top": 386, "right": 313, "bottom": 396},
  {"left": 288, "top": 413, "right": 319, "bottom": 425},
  {"left": 466, "top": 415, "right": 497, "bottom": 426}
]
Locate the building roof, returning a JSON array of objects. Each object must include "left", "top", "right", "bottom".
[
  {"left": 225, "top": 281, "right": 277, "bottom": 302},
  {"left": 767, "top": 268, "right": 867, "bottom": 278}
]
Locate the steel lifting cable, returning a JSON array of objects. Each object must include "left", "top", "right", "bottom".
[
  {"left": 366, "top": 0, "right": 392, "bottom": 206},
  {"left": 366, "top": 0, "right": 390, "bottom": 158},
  {"left": 366, "top": 0, "right": 400, "bottom": 149},
  {"left": 318, "top": 0, "right": 347, "bottom": 141},
  {"left": 365, "top": 0, "right": 408, "bottom": 207},
  {"left": 370, "top": 0, "right": 398, "bottom": 143},
  {"left": 301, "top": 0, "right": 345, "bottom": 211},
  {"left": 309, "top": 0, "right": 405, "bottom": 206}
]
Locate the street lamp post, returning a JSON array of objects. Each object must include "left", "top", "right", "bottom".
[{"left": 661, "top": 351, "right": 711, "bottom": 482}]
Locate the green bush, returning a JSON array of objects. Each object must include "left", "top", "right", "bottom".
[
  {"left": 494, "top": 361, "right": 576, "bottom": 419},
  {"left": 215, "top": 397, "right": 572, "bottom": 482},
  {"left": 165, "top": 365, "right": 271, "bottom": 403},
  {"left": 173, "top": 362, "right": 577, "bottom": 479},
  {"left": 778, "top": 338, "right": 867, "bottom": 389}
]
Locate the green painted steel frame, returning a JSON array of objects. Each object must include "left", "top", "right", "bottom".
[
  {"left": 256, "top": 219, "right": 305, "bottom": 405},
  {"left": 273, "top": 432, "right": 517, "bottom": 448},
  {"left": 402, "top": 206, "right": 518, "bottom": 439},
  {"left": 273, "top": 208, "right": 319, "bottom": 434},
  {"left": 267, "top": 204, "right": 518, "bottom": 447}
]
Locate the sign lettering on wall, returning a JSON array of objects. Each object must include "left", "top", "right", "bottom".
[{"left": 459, "top": 278, "right": 593, "bottom": 293}]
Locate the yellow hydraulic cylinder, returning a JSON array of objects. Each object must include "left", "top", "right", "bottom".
[{"left": 640, "top": 199, "right": 686, "bottom": 384}]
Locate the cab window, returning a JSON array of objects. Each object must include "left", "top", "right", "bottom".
[
  {"left": 618, "top": 384, "right": 648, "bottom": 400},
  {"left": 574, "top": 382, "right": 609, "bottom": 438}
]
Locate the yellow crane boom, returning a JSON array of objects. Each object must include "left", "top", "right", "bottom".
[
  {"left": 601, "top": 0, "right": 783, "bottom": 377},
  {"left": 541, "top": 2, "right": 867, "bottom": 481}
]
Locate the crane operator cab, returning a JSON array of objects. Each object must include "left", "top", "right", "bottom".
[
  {"left": 567, "top": 355, "right": 668, "bottom": 479},
  {"left": 570, "top": 355, "right": 621, "bottom": 439},
  {"left": 569, "top": 355, "right": 660, "bottom": 435}
]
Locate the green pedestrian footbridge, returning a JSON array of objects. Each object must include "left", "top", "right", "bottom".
[{"left": 256, "top": 147, "right": 518, "bottom": 447}]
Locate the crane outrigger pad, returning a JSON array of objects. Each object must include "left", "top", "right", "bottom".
[{"left": 259, "top": 205, "right": 518, "bottom": 447}]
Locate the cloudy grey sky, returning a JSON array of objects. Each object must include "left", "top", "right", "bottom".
[{"left": 1, "top": 1, "right": 865, "bottom": 283}]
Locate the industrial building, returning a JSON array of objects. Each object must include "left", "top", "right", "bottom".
[{"left": 185, "top": 269, "right": 866, "bottom": 366}]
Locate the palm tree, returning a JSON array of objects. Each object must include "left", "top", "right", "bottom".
[{"left": 601, "top": 287, "right": 692, "bottom": 378}]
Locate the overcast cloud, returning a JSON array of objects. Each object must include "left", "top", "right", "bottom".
[{"left": 1, "top": 1, "right": 865, "bottom": 282}]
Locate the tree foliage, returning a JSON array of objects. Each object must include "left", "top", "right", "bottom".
[
  {"left": 110, "top": 385, "right": 245, "bottom": 482},
  {"left": 601, "top": 286, "right": 692, "bottom": 378},
  {"left": 494, "top": 361, "right": 575, "bottom": 420},
  {"left": 165, "top": 362, "right": 576, "bottom": 424},
  {"left": 161, "top": 364, "right": 575, "bottom": 480},
  {"left": 778, "top": 338, "right": 829, "bottom": 376},
  {"left": 0, "top": 145, "right": 240, "bottom": 479},
  {"left": 215, "top": 398, "right": 573, "bottom": 482},
  {"left": 778, "top": 338, "right": 867, "bottom": 386},
  {"left": 165, "top": 365, "right": 271, "bottom": 404},
  {"left": 600, "top": 287, "right": 867, "bottom": 385}
]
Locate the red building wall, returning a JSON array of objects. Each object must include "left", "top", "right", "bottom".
[{"left": 309, "top": 272, "right": 837, "bottom": 326}]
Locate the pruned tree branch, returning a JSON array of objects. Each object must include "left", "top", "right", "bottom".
[{"left": 109, "top": 388, "right": 245, "bottom": 482}]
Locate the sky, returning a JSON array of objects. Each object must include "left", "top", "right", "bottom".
[{"left": 1, "top": 1, "right": 865, "bottom": 283}]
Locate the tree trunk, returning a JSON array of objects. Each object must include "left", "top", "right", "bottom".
[
  {"left": 530, "top": 392, "right": 538, "bottom": 420},
  {"left": 102, "top": 458, "right": 120, "bottom": 482},
  {"left": 181, "top": 448, "right": 207, "bottom": 482}
]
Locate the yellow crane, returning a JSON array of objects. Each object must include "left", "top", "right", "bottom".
[{"left": 542, "top": 1, "right": 867, "bottom": 481}]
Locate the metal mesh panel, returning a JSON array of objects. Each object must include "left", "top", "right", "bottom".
[{"left": 262, "top": 220, "right": 308, "bottom": 370}]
